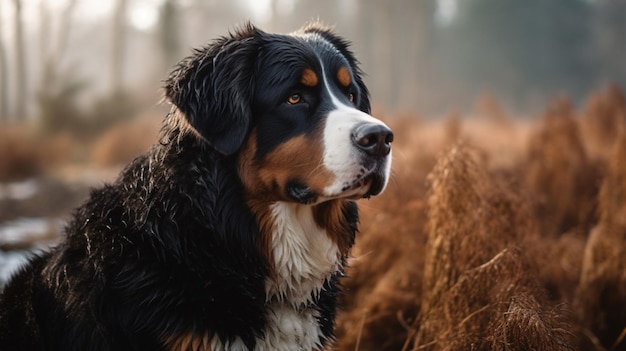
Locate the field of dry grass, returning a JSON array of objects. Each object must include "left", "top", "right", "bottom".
[
  {"left": 336, "top": 85, "right": 626, "bottom": 351},
  {"left": 1, "top": 86, "right": 625, "bottom": 350}
]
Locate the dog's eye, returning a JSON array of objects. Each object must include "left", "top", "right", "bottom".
[
  {"left": 287, "top": 93, "right": 302, "bottom": 105},
  {"left": 348, "top": 93, "right": 355, "bottom": 103}
]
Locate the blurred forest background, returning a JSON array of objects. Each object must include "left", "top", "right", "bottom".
[
  {"left": 1, "top": 0, "right": 625, "bottom": 125},
  {"left": 3, "top": 1, "right": 626, "bottom": 350}
]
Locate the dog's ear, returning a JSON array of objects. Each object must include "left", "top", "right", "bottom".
[
  {"left": 301, "top": 24, "right": 371, "bottom": 114},
  {"left": 164, "top": 24, "right": 261, "bottom": 155}
]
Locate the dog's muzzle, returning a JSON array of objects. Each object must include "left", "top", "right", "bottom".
[
  {"left": 351, "top": 123, "right": 394, "bottom": 197},
  {"left": 351, "top": 123, "right": 394, "bottom": 158}
]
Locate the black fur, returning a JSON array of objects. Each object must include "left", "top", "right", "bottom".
[
  {"left": 164, "top": 24, "right": 260, "bottom": 156},
  {"left": 0, "top": 134, "right": 271, "bottom": 350},
  {"left": 300, "top": 24, "right": 371, "bottom": 114},
  {"left": 0, "top": 23, "right": 366, "bottom": 351}
]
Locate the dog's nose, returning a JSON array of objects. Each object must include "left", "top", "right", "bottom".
[{"left": 351, "top": 123, "right": 394, "bottom": 158}]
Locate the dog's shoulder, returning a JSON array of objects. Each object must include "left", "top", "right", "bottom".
[{"left": 25, "top": 138, "right": 270, "bottom": 348}]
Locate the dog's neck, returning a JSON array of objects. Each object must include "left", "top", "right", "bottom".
[
  {"left": 247, "top": 200, "right": 354, "bottom": 306},
  {"left": 264, "top": 202, "right": 341, "bottom": 306}
]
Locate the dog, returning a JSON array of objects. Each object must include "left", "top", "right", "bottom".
[{"left": 0, "top": 23, "right": 393, "bottom": 351}]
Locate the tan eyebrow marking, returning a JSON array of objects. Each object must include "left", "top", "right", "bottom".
[
  {"left": 300, "top": 68, "right": 318, "bottom": 87},
  {"left": 337, "top": 66, "right": 351, "bottom": 87}
]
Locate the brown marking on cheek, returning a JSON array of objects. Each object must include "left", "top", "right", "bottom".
[
  {"left": 300, "top": 68, "right": 318, "bottom": 87},
  {"left": 164, "top": 331, "right": 210, "bottom": 351},
  {"left": 313, "top": 200, "right": 355, "bottom": 255},
  {"left": 238, "top": 131, "right": 264, "bottom": 197},
  {"left": 337, "top": 66, "right": 351, "bottom": 87},
  {"left": 238, "top": 129, "right": 337, "bottom": 269},
  {"left": 259, "top": 134, "right": 334, "bottom": 198}
]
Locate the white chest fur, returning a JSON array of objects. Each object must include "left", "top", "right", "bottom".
[
  {"left": 265, "top": 202, "right": 341, "bottom": 306},
  {"left": 208, "top": 303, "right": 326, "bottom": 350},
  {"left": 207, "top": 202, "right": 341, "bottom": 351}
]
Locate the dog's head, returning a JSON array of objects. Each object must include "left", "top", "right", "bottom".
[{"left": 165, "top": 23, "right": 393, "bottom": 204}]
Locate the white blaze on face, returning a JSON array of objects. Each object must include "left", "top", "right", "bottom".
[{"left": 318, "top": 62, "right": 392, "bottom": 198}]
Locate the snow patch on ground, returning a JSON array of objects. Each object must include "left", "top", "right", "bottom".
[
  {"left": 0, "top": 218, "right": 61, "bottom": 288},
  {"left": 0, "top": 179, "right": 39, "bottom": 201},
  {"left": 0, "top": 250, "right": 34, "bottom": 288}
]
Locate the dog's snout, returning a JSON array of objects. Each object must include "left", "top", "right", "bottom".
[{"left": 351, "top": 123, "right": 394, "bottom": 158}]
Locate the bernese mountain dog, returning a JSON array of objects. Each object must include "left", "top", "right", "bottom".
[{"left": 0, "top": 23, "right": 393, "bottom": 351}]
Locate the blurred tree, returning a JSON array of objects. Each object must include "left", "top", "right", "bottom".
[
  {"left": 358, "top": 0, "right": 392, "bottom": 109},
  {"left": 39, "top": 0, "right": 78, "bottom": 92},
  {"left": 437, "top": 0, "right": 595, "bottom": 111},
  {"left": 391, "top": 0, "right": 436, "bottom": 111},
  {"left": 594, "top": 0, "right": 626, "bottom": 85},
  {"left": 36, "top": 0, "right": 87, "bottom": 136},
  {"left": 0, "top": 0, "right": 8, "bottom": 121},
  {"left": 110, "top": 0, "right": 128, "bottom": 94},
  {"left": 353, "top": 0, "right": 436, "bottom": 112},
  {"left": 183, "top": 0, "right": 242, "bottom": 48},
  {"left": 158, "top": 0, "right": 181, "bottom": 71},
  {"left": 2, "top": 0, "right": 622, "bottom": 120},
  {"left": 12, "top": 0, "right": 26, "bottom": 121}
]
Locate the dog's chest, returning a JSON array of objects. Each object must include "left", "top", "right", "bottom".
[
  {"left": 207, "top": 202, "right": 341, "bottom": 351},
  {"left": 265, "top": 202, "right": 341, "bottom": 304},
  {"left": 260, "top": 202, "right": 341, "bottom": 350},
  {"left": 208, "top": 303, "right": 326, "bottom": 351}
]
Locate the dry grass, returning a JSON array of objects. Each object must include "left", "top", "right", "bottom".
[
  {"left": 0, "top": 114, "right": 161, "bottom": 182},
  {"left": 334, "top": 86, "right": 626, "bottom": 351},
  {"left": 2, "top": 86, "right": 626, "bottom": 350},
  {"left": 524, "top": 96, "right": 601, "bottom": 237},
  {"left": 579, "top": 84, "right": 626, "bottom": 160},
  {"left": 0, "top": 126, "right": 73, "bottom": 182},
  {"left": 411, "top": 143, "right": 573, "bottom": 351},
  {"left": 90, "top": 115, "right": 161, "bottom": 167},
  {"left": 575, "top": 129, "right": 626, "bottom": 350}
]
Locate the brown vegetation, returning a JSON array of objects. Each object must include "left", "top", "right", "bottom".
[
  {"left": 335, "top": 86, "right": 626, "bottom": 350},
  {"left": 576, "top": 129, "right": 626, "bottom": 350},
  {"left": 90, "top": 115, "right": 161, "bottom": 167},
  {"left": 413, "top": 144, "right": 573, "bottom": 350},
  {"left": 579, "top": 85, "right": 626, "bottom": 160},
  {"left": 0, "top": 114, "right": 161, "bottom": 181},
  {"left": 0, "top": 126, "right": 73, "bottom": 181},
  {"left": 524, "top": 96, "right": 600, "bottom": 238},
  {"left": 2, "top": 86, "right": 626, "bottom": 350}
]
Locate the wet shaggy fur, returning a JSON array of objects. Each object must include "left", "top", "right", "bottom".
[{"left": 0, "top": 23, "right": 391, "bottom": 351}]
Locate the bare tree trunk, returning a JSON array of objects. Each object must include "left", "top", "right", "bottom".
[
  {"left": 39, "top": 0, "right": 77, "bottom": 90},
  {"left": 39, "top": 0, "right": 52, "bottom": 90},
  {"left": 358, "top": 0, "right": 393, "bottom": 111},
  {"left": 0, "top": 0, "right": 9, "bottom": 121},
  {"left": 395, "top": 0, "right": 435, "bottom": 112},
  {"left": 13, "top": 0, "right": 26, "bottom": 121},
  {"left": 158, "top": 0, "right": 180, "bottom": 71},
  {"left": 110, "top": 0, "right": 127, "bottom": 94}
]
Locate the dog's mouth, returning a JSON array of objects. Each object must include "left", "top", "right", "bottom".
[
  {"left": 286, "top": 169, "right": 387, "bottom": 204},
  {"left": 343, "top": 169, "right": 386, "bottom": 199}
]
